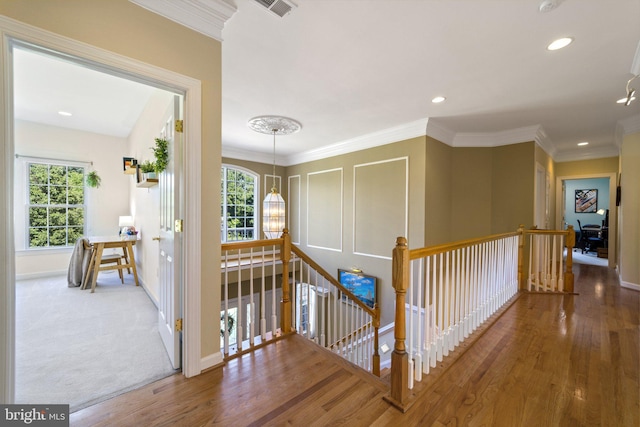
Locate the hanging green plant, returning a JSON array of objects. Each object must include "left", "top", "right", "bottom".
[
  {"left": 152, "top": 137, "right": 169, "bottom": 173},
  {"left": 86, "top": 170, "right": 101, "bottom": 188}
]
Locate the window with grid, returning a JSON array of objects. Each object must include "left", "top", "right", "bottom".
[
  {"left": 221, "top": 166, "right": 257, "bottom": 242},
  {"left": 27, "top": 163, "right": 86, "bottom": 248}
]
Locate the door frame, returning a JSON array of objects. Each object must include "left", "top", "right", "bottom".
[
  {"left": 0, "top": 16, "right": 203, "bottom": 402},
  {"left": 555, "top": 172, "right": 617, "bottom": 269}
]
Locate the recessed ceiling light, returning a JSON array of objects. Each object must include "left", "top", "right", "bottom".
[
  {"left": 58, "top": 111, "right": 72, "bottom": 117},
  {"left": 617, "top": 96, "right": 636, "bottom": 104},
  {"left": 577, "top": 142, "right": 589, "bottom": 146},
  {"left": 547, "top": 37, "right": 573, "bottom": 51},
  {"left": 431, "top": 96, "right": 446, "bottom": 103}
]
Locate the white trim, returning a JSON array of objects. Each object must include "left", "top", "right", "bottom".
[
  {"left": 352, "top": 157, "right": 408, "bottom": 260},
  {"left": 200, "top": 352, "right": 224, "bottom": 371},
  {"left": 287, "top": 118, "right": 429, "bottom": 166},
  {"left": 306, "top": 168, "right": 343, "bottom": 252},
  {"left": 452, "top": 125, "right": 541, "bottom": 148},
  {"left": 617, "top": 114, "right": 640, "bottom": 138},
  {"left": 1, "top": 21, "right": 16, "bottom": 404},
  {"left": 264, "top": 174, "right": 282, "bottom": 196},
  {"left": 0, "top": 16, "right": 204, "bottom": 401},
  {"left": 129, "top": 0, "right": 237, "bottom": 42},
  {"left": 288, "top": 174, "right": 301, "bottom": 245},
  {"left": 620, "top": 280, "right": 640, "bottom": 292},
  {"left": 15, "top": 270, "right": 66, "bottom": 281}
]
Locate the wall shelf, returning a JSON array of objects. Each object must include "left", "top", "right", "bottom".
[{"left": 137, "top": 178, "right": 158, "bottom": 188}]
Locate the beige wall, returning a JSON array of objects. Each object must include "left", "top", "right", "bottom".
[
  {"left": 555, "top": 156, "right": 619, "bottom": 177},
  {"left": 451, "top": 147, "right": 493, "bottom": 240},
  {"left": 286, "top": 137, "right": 427, "bottom": 326},
  {"left": 620, "top": 133, "right": 640, "bottom": 288},
  {"left": 1, "top": 0, "right": 222, "bottom": 359},
  {"left": 491, "top": 142, "right": 535, "bottom": 233},
  {"left": 425, "top": 137, "right": 452, "bottom": 245},
  {"left": 428, "top": 140, "right": 536, "bottom": 243},
  {"left": 284, "top": 136, "right": 543, "bottom": 324}
]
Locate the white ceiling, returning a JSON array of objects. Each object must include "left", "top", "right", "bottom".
[
  {"left": 13, "top": 48, "right": 159, "bottom": 139},
  {"left": 13, "top": 0, "right": 640, "bottom": 165}
]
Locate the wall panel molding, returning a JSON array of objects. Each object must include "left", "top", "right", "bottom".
[
  {"left": 353, "top": 157, "right": 408, "bottom": 259},
  {"left": 307, "top": 168, "right": 343, "bottom": 252}
]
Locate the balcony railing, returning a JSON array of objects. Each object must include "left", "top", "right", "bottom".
[
  {"left": 387, "top": 225, "right": 576, "bottom": 409},
  {"left": 220, "top": 225, "right": 576, "bottom": 408}
]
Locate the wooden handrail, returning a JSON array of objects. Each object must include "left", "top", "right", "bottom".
[
  {"left": 409, "top": 231, "right": 519, "bottom": 259},
  {"left": 221, "top": 229, "right": 381, "bottom": 375},
  {"left": 328, "top": 321, "right": 374, "bottom": 349},
  {"left": 221, "top": 237, "right": 282, "bottom": 252},
  {"left": 290, "top": 245, "right": 377, "bottom": 317},
  {"left": 388, "top": 225, "right": 576, "bottom": 409}
]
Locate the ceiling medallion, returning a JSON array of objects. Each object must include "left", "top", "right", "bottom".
[{"left": 247, "top": 115, "right": 302, "bottom": 135}]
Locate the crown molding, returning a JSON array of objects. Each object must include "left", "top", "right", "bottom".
[
  {"left": 222, "top": 145, "right": 287, "bottom": 166},
  {"left": 284, "top": 118, "right": 429, "bottom": 166},
  {"left": 533, "top": 125, "right": 557, "bottom": 158},
  {"left": 129, "top": 0, "right": 237, "bottom": 42},
  {"left": 615, "top": 114, "right": 640, "bottom": 148},
  {"left": 618, "top": 113, "right": 640, "bottom": 136},
  {"left": 227, "top": 115, "right": 637, "bottom": 167},
  {"left": 452, "top": 125, "right": 540, "bottom": 147},
  {"left": 553, "top": 144, "right": 620, "bottom": 163},
  {"left": 425, "top": 120, "right": 455, "bottom": 145}
]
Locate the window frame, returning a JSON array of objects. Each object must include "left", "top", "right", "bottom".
[
  {"left": 221, "top": 164, "right": 259, "bottom": 243},
  {"left": 24, "top": 161, "right": 87, "bottom": 249}
]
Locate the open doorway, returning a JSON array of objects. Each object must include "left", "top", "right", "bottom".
[
  {"left": 11, "top": 44, "right": 181, "bottom": 410},
  {"left": 556, "top": 174, "right": 617, "bottom": 269}
]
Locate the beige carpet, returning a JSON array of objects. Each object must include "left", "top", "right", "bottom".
[{"left": 15, "top": 272, "right": 177, "bottom": 412}]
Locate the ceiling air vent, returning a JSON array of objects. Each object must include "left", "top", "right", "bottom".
[{"left": 253, "top": 0, "right": 296, "bottom": 18}]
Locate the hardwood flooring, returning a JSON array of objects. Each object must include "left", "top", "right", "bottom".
[{"left": 71, "top": 263, "right": 638, "bottom": 426}]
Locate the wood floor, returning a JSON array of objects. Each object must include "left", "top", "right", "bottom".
[{"left": 71, "top": 263, "right": 639, "bottom": 426}]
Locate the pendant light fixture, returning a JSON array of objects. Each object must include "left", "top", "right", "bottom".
[{"left": 247, "top": 115, "right": 301, "bottom": 239}]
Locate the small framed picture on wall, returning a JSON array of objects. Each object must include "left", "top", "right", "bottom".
[{"left": 575, "top": 189, "right": 597, "bottom": 213}]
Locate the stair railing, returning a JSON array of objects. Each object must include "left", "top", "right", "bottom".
[
  {"left": 221, "top": 229, "right": 381, "bottom": 376},
  {"left": 289, "top": 243, "right": 381, "bottom": 376}
]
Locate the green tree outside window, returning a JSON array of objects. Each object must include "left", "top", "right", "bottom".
[
  {"left": 27, "top": 163, "right": 86, "bottom": 248},
  {"left": 221, "top": 166, "right": 257, "bottom": 242}
]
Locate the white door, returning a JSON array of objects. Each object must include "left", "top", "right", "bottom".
[{"left": 158, "top": 95, "right": 183, "bottom": 369}]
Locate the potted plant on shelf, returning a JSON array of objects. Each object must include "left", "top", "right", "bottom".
[
  {"left": 139, "top": 160, "right": 157, "bottom": 180},
  {"left": 152, "top": 137, "right": 168, "bottom": 174},
  {"left": 86, "top": 170, "right": 101, "bottom": 188}
]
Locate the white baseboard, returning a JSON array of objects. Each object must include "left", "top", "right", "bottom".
[
  {"left": 621, "top": 281, "right": 640, "bottom": 291},
  {"left": 15, "top": 270, "right": 66, "bottom": 281},
  {"left": 201, "top": 352, "right": 224, "bottom": 371}
]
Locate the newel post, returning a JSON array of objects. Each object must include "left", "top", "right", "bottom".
[
  {"left": 280, "top": 228, "right": 292, "bottom": 333},
  {"left": 564, "top": 225, "right": 575, "bottom": 293},
  {"left": 517, "top": 224, "right": 525, "bottom": 290},
  {"left": 372, "top": 305, "right": 381, "bottom": 377},
  {"left": 390, "top": 236, "right": 409, "bottom": 407}
]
